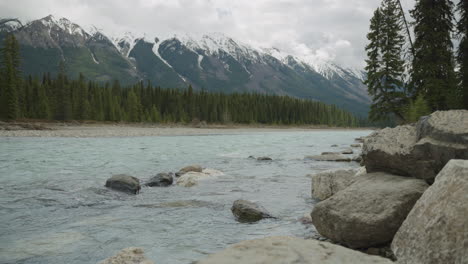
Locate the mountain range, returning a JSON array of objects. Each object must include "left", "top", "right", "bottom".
[{"left": 0, "top": 15, "right": 370, "bottom": 115}]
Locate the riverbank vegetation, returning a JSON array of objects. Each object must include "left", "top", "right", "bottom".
[{"left": 365, "top": 0, "right": 467, "bottom": 123}]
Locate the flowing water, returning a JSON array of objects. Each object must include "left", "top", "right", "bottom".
[{"left": 0, "top": 130, "right": 371, "bottom": 264}]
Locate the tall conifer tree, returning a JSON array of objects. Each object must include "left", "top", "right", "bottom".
[
  {"left": 457, "top": 0, "right": 468, "bottom": 109},
  {"left": 410, "top": 0, "right": 456, "bottom": 110},
  {"left": 365, "top": 0, "right": 407, "bottom": 121}
]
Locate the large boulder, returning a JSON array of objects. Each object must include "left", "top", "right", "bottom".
[
  {"left": 311, "top": 167, "right": 366, "bottom": 200},
  {"left": 145, "top": 173, "right": 173, "bottom": 187},
  {"left": 105, "top": 174, "right": 141, "bottom": 194},
  {"left": 98, "top": 247, "right": 154, "bottom": 264},
  {"left": 361, "top": 125, "right": 418, "bottom": 176},
  {"left": 231, "top": 200, "right": 273, "bottom": 223},
  {"left": 195, "top": 236, "right": 393, "bottom": 264},
  {"left": 362, "top": 110, "right": 468, "bottom": 181},
  {"left": 176, "top": 168, "right": 223, "bottom": 187},
  {"left": 311, "top": 172, "right": 428, "bottom": 248},
  {"left": 175, "top": 165, "right": 203, "bottom": 177},
  {"left": 391, "top": 160, "right": 468, "bottom": 264}
]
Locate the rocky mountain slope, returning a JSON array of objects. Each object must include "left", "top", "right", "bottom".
[{"left": 0, "top": 15, "right": 370, "bottom": 115}]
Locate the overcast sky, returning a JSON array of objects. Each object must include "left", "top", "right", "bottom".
[{"left": 0, "top": 0, "right": 416, "bottom": 68}]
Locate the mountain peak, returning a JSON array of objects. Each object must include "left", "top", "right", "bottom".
[
  {"left": 0, "top": 18, "right": 23, "bottom": 32},
  {"left": 37, "top": 14, "right": 87, "bottom": 37}
]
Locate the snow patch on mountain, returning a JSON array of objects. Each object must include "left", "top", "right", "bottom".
[
  {"left": 0, "top": 18, "right": 23, "bottom": 32},
  {"left": 39, "top": 15, "right": 87, "bottom": 37}
]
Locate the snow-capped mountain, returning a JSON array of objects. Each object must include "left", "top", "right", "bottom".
[{"left": 0, "top": 15, "right": 370, "bottom": 115}]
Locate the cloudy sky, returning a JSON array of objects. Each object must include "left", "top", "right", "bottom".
[{"left": 0, "top": 0, "right": 416, "bottom": 68}]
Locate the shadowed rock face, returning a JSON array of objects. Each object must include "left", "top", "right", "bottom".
[
  {"left": 391, "top": 160, "right": 468, "bottom": 264},
  {"left": 311, "top": 172, "right": 428, "bottom": 248},
  {"left": 195, "top": 236, "right": 393, "bottom": 264},
  {"left": 231, "top": 200, "right": 273, "bottom": 223},
  {"left": 105, "top": 174, "right": 141, "bottom": 194},
  {"left": 362, "top": 110, "right": 468, "bottom": 181}
]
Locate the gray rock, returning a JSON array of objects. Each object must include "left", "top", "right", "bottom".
[
  {"left": 321, "top": 151, "right": 340, "bottom": 155},
  {"left": 175, "top": 165, "right": 202, "bottom": 177},
  {"left": 362, "top": 125, "right": 418, "bottom": 176},
  {"left": 231, "top": 200, "right": 273, "bottom": 223},
  {"left": 98, "top": 247, "right": 154, "bottom": 264},
  {"left": 362, "top": 111, "right": 468, "bottom": 180},
  {"left": 355, "top": 137, "right": 365, "bottom": 143},
  {"left": 257, "top": 156, "right": 272, "bottom": 161},
  {"left": 341, "top": 148, "right": 354, "bottom": 154},
  {"left": 391, "top": 160, "right": 468, "bottom": 264},
  {"left": 306, "top": 154, "right": 352, "bottom": 162},
  {"left": 351, "top": 144, "right": 361, "bottom": 148},
  {"left": 416, "top": 110, "right": 468, "bottom": 144},
  {"left": 146, "top": 173, "right": 173, "bottom": 187},
  {"left": 311, "top": 167, "right": 366, "bottom": 200},
  {"left": 176, "top": 168, "right": 224, "bottom": 187},
  {"left": 195, "top": 236, "right": 393, "bottom": 264},
  {"left": 331, "top": 144, "right": 338, "bottom": 147},
  {"left": 105, "top": 174, "right": 141, "bottom": 194},
  {"left": 311, "top": 172, "right": 428, "bottom": 248}
]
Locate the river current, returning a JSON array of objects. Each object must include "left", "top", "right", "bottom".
[{"left": 0, "top": 130, "right": 371, "bottom": 264}]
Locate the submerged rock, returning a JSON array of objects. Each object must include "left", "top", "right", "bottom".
[
  {"left": 195, "top": 236, "right": 393, "bottom": 264},
  {"left": 362, "top": 110, "right": 468, "bottom": 181},
  {"left": 350, "top": 144, "right": 361, "bottom": 148},
  {"left": 176, "top": 168, "right": 223, "bottom": 187},
  {"left": 146, "top": 173, "right": 173, "bottom": 187},
  {"left": 175, "top": 165, "right": 203, "bottom": 177},
  {"left": 98, "top": 247, "right": 154, "bottom": 264},
  {"left": 341, "top": 148, "right": 354, "bottom": 154},
  {"left": 105, "top": 174, "right": 141, "bottom": 194},
  {"left": 331, "top": 144, "right": 338, "bottom": 147},
  {"left": 306, "top": 154, "right": 352, "bottom": 162},
  {"left": 311, "top": 172, "right": 428, "bottom": 248},
  {"left": 231, "top": 199, "right": 273, "bottom": 223},
  {"left": 391, "top": 160, "right": 468, "bottom": 264},
  {"left": 311, "top": 167, "right": 366, "bottom": 200},
  {"left": 257, "top": 156, "right": 273, "bottom": 161}
]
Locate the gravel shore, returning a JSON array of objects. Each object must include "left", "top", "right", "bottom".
[{"left": 0, "top": 123, "right": 361, "bottom": 138}]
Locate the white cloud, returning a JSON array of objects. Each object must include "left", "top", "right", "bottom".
[{"left": 0, "top": 0, "right": 416, "bottom": 68}]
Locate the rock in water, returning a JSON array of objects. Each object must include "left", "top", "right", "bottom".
[
  {"left": 306, "top": 154, "right": 352, "bottom": 162},
  {"left": 176, "top": 168, "right": 223, "bottom": 187},
  {"left": 175, "top": 165, "right": 203, "bottom": 177},
  {"left": 350, "top": 144, "right": 361, "bottom": 148},
  {"left": 257, "top": 156, "right": 272, "bottom": 161},
  {"left": 341, "top": 148, "right": 354, "bottom": 154},
  {"left": 105, "top": 174, "right": 141, "bottom": 194},
  {"left": 362, "top": 110, "right": 468, "bottom": 181},
  {"left": 231, "top": 200, "right": 273, "bottom": 223},
  {"left": 311, "top": 172, "right": 428, "bottom": 248},
  {"left": 195, "top": 236, "right": 393, "bottom": 264},
  {"left": 391, "top": 160, "right": 468, "bottom": 264},
  {"left": 146, "top": 173, "right": 173, "bottom": 187},
  {"left": 311, "top": 167, "right": 366, "bottom": 200},
  {"left": 98, "top": 247, "right": 154, "bottom": 264}
]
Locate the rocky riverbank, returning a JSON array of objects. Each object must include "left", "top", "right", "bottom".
[{"left": 0, "top": 122, "right": 366, "bottom": 138}]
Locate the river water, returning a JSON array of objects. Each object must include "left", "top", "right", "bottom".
[{"left": 0, "top": 130, "right": 371, "bottom": 264}]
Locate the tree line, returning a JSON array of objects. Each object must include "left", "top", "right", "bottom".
[
  {"left": 365, "top": 0, "right": 467, "bottom": 122},
  {"left": 0, "top": 34, "right": 364, "bottom": 127}
]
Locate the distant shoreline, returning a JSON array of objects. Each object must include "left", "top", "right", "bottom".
[{"left": 0, "top": 121, "right": 374, "bottom": 138}]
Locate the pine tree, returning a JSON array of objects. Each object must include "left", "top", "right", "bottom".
[
  {"left": 457, "top": 0, "right": 468, "bottom": 109},
  {"left": 1, "top": 34, "right": 21, "bottom": 120},
  {"left": 410, "top": 0, "right": 457, "bottom": 110},
  {"left": 364, "top": 0, "right": 407, "bottom": 121}
]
